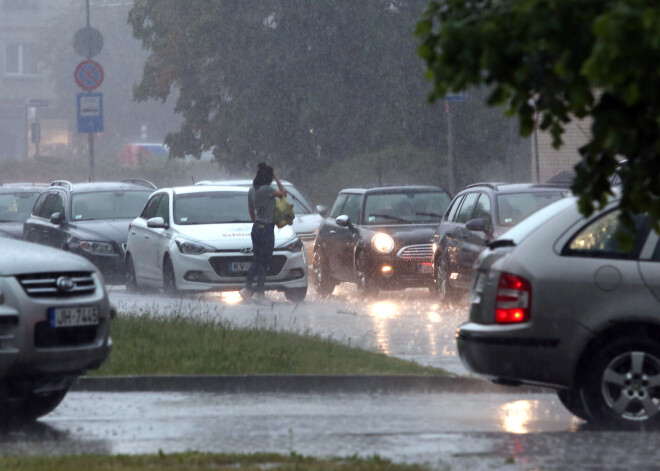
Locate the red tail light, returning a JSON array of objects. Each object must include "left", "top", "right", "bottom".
[{"left": 495, "top": 273, "right": 531, "bottom": 324}]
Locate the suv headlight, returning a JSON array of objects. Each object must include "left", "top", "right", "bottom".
[
  {"left": 372, "top": 233, "right": 394, "bottom": 254},
  {"left": 277, "top": 238, "right": 304, "bottom": 252},
  {"left": 175, "top": 238, "right": 214, "bottom": 255},
  {"left": 79, "top": 240, "right": 116, "bottom": 255}
]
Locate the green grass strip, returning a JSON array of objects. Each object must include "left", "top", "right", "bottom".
[
  {"left": 93, "top": 314, "right": 446, "bottom": 376},
  {"left": 0, "top": 452, "right": 432, "bottom": 471}
]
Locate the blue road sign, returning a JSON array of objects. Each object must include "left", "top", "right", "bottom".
[
  {"left": 444, "top": 92, "right": 468, "bottom": 102},
  {"left": 77, "top": 93, "right": 103, "bottom": 133}
]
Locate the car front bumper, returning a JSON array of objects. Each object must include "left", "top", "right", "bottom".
[
  {"left": 366, "top": 253, "right": 435, "bottom": 289},
  {"left": 170, "top": 248, "right": 309, "bottom": 292}
]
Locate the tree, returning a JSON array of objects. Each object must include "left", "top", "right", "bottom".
[{"left": 416, "top": 0, "right": 660, "bottom": 229}]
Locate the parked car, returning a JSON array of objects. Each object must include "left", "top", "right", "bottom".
[
  {"left": 0, "top": 237, "right": 114, "bottom": 420},
  {"left": 195, "top": 179, "right": 326, "bottom": 244},
  {"left": 0, "top": 183, "right": 47, "bottom": 239},
  {"left": 119, "top": 142, "right": 169, "bottom": 169},
  {"left": 23, "top": 180, "right": 156, "bottom": 284},
  {"left": 313, "top": 186, "right": 452, "bottom": 296},
  {"left": 124, "top": 185, "right": 308, "bottom": 301},
  {"left": 457, "top": 194, "right": 660, "bottom": 426},
  {"left": 432, "top": 182, "right": 570, "bottom": 301}
]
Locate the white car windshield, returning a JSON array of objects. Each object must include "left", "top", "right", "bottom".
[
  {"left": 72, "top": 191, "right": 152, "bottom": 221},
  {"left": 174, "top": 191, "right": 252, "bottom": 225}
]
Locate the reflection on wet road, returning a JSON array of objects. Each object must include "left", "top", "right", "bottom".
[
  {"left": 108, "top": 284, "right": 468, "bottom": 374},
  {"left": 0, "top": 390, "right": 653, "bottom": 470}
]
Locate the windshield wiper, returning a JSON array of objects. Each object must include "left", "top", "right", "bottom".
[
  {"left": 369, "top": 213, "right": 409, "bottom": 223},
  {"left": 415, "top": 211, "right": 443, "bottom": 218},
  {"left": 487, "top": 239, "right": 516, "bottom": 249}
]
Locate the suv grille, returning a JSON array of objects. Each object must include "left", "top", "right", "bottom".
[
  {"left": 397, "top": 244, "right": 433, "bottom": 261},
  {"left": 16, "top": 272, "right": 96, "bottom": 298},
  {"left": 208, "top": 256, "right": 287, "bottom": 277},
  {"left": 34, "top": 322, "right": 98, "bottom": 347}
]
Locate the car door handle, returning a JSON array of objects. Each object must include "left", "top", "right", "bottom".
[
  {"left": 144, "top": 235, "right": 150, "bottom": 239},
  {"left": 329, "top": 230, "right": 337, "bottom": 234}
]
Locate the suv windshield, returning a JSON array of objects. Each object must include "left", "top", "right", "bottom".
[
  {"left": 364, "top": 191, "right": 451, "bottom": 225},
  {"left": 498, "top": 197, "right": 576, "bottom": 244},
  {"left": 497, "top": 191, "right": 566, "bottom": 226},
  {"left": 174, "top": 191, "right": 252, "bottom": 225},
  {"left": 72, "top": 191, "right": 152, "bottom": 221},
  {"left": 0, "top": 192, "right": 39, "bottom": 222}
]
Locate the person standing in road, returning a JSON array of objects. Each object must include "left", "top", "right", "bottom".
[{"left": 240, "top": 163, "right": 287, "bottom": 303}]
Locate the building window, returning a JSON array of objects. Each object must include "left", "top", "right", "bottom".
[
  {"left": 5, "top": 43, "right": 38, "bottom": 76},
  {"left": 3, "top": 0, "right": 40, "bottom": 10}
]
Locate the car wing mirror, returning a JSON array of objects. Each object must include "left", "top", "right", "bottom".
[
  {"left": 335, "top": 214, "right": 353, "bottom": 229},
  {"left": 465, "top": 218, "right": 487, "bottom": 233},
  {"left": 316, "top": 204, "right": 327, "bottom": 216},
  {"left": 49, "top": 212, "right": 65, "bottom": 225},
  {"left": 147, "top": 216, "right": 167, "bottom": 229}
]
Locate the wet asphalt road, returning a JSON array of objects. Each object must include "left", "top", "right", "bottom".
[{"left": 4, "top": 390, "right": 660, "bottom": 471}]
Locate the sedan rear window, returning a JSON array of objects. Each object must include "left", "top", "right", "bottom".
[{"left": 174, "top": 191, "right": 252, "bottom": 225}]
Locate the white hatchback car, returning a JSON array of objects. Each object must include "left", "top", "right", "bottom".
[{"left": 124, "top": 186, "right": 308, "bottom": 301}]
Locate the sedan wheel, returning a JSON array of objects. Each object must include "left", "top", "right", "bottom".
[
  {"left": 125, "top": 254, "right": 139, "bottom": 293},
  {"left": 583, "top": 337, "right": 660, "bottom": 426},
  {"left": 355, "top": 252, "right": 379, "bottom": 297},
  {"left": 556, "top": 389, "right": 590, "bottom": 421},
  {"left": 285, "top": 286, "right": 307, "bottom": 303},
  {"left": 312, "top": 250, "right": 336, "bottom": 296},
  {"left": 162, "top": 256, "right": 180, "bottom": 296},
  {"left": 5, "top": 389, "right": 69, "bottom": 422}
]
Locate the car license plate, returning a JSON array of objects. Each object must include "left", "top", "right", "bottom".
[
  {"left": 229, "top": 262, "right": 251, "bottom": 273},
  {"left": 417, "top": 262, "right": 433, "bottom": 274},
  {"left": 48, "top": 306, "right": 99, "bottom": 328}
]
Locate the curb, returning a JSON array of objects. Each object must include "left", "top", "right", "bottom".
[{"left": 72, "top": 375, "right": 549, "bottom": 394}]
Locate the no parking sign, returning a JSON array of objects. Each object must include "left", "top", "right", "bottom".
[{"left": 74, "top": 59, "right": 104, "bottom": 91}]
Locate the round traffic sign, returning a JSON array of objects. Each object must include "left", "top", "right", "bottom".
[
  {"left": 73, "top": 27, "right": 104, "bottom": 58},
  {"left": 74, "top": 59, "right": 104, "bottom": 91}
]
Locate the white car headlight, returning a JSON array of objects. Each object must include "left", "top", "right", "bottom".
[
  {"left": 175, "top": 238, "right": 214, "bottom": 255},
  {"left": 372, "top": 233, "right": 394, "bottom": 254},
  {"left": 79, "top": 240, "right": 116, "bottom": 255},
  {"left": 277, "top": 238, "right": 304, "bottom": 252}
]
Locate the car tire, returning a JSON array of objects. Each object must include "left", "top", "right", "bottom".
[
  {"left": 285, "top": 286, "right": 307, "bottom": 303},
  {"left": 434, "top": 258, "right": 457, "bottom": 302},
  {"left": 125, "top": 254, "right": 140, "bottom": 293},
  {"left": 355, "top": 251, "right": 379, "bottom": 297},
  {"left": 312, "top": 249, "right": 337, "bottom": 296},
  {"left": 556, "top": 389, "right": 590, "bottom": 421},
  {"left": 14, "top": 389, "right": 68, "bottom": 422},
  {"left": 582, "top": 336, "right": 660, "bottom": 426},
  {"left": 162, "top": 256, "right": 180, "bottom": 296}
]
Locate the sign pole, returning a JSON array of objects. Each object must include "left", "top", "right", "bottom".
[{"left": 86, "top": 0, "right": 94, "bottom": 182}]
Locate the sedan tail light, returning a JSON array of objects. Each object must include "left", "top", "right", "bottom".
[{"left": 495, "top": 272, "right": 531, "bottom": 324}]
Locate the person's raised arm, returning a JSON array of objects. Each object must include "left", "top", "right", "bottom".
[{"left": 273, "top": 172, "right": 287, "bottom": 198}]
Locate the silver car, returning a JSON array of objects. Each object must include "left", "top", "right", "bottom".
[
  {"left": 0, "top": 238, "right": 113, "bottom": 420},
  {"left": 458, "top": 195, "right": 660, "bottom": 426}
]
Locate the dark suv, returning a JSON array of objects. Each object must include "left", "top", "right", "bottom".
[
  {"left": 23, "top": 180, "right": 156, "bottom": 284},
  {"left": 432, "top": 182, "right": 570, "bottom": 301}
]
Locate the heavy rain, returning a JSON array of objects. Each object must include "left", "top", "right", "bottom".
[{"left": 0, "top": 1, "right": 659, "bottom": 470}]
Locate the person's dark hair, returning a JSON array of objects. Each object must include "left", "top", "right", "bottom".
[{"left": 253, "top": 162, "right": 274, "bottom": 188}]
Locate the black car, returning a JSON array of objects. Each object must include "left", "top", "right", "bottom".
[
  {"left": 312, "top": 186, "right": 452, "bottom": 296},
  {"left": 23, "top": 179, "right": 156, "bottom": 284},
  {"left": 0, "top": 183, "right": 47, "bottom": 238},
  {"left": 432, "top": 182, "right": 570, "bottom": 301}
]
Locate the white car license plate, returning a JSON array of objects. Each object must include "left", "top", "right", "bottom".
[
  {"left": 229, "top": 262, "right": 251, "bottom": 273},
  {"left": 417, "top": 262, "right": 433, "bottom": 274},
  {"left": 48, "top": 306, "right": 99, "bottom": 328}
]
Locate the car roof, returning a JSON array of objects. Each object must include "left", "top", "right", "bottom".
[
  {"left": 462, "top": 182, "right": 571, "bottom": 193},
  {"left": 195, "top": 179, "right": 294, "bottom": 186},
  {"left": 168, "top": 185, "right": 250, "bottom": 195},
  {"left": 47, "top": 179, "right": 157, "bottom": 193},
  {"left": 339, "top": 185, "right": 449, "bottom": 195},
  {"left": 0, "top": 182, "right": 48, "bottom": 192}
]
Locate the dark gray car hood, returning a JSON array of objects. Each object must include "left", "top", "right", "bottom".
[
  {"left": 69, "top": 219, "right": 131, "bottom": 244},
  {"left": 0, "top": 239, "right": 95, "bottom": 276}
]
